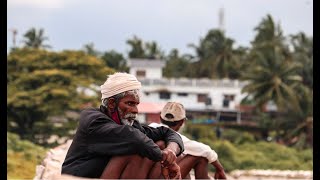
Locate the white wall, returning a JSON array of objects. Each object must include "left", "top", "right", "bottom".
[
  {"left": 139, "top": 79, "right": 247, "bottom": 110},
  {"left": 142, "top": 93, "right": 206, "bottom": 110},
  {"left": 130, "top": 67, "right": 162, "bottom": 79}
]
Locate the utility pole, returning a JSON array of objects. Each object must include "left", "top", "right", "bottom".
[{"left": 9, "top": 28, "right": 18, "bottom": 47}]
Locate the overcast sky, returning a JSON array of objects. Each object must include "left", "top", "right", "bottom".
[{"left": 7, "top": 0, "right": 313, "bottom": 56}]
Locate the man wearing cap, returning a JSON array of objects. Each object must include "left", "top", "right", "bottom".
[
  {"left": 61, "top": 72, "right": 184, "bottom": 179},
  {"left": 149, "top": 102, "right": 226, "bottom": 179}
]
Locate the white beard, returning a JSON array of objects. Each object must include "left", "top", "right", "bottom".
[
  {"left": 117, "top": 107, "right": 137, "bottom": 126},
  {"left": 121, "top": 119, "right": 134, "bottom": 126}
]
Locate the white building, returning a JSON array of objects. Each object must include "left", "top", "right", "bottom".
[
  {"left": 128, "top": 59, "right": 165, "bottom": 79},
  {"left": 128, "top": 59, "right": 248, "bottom": 112}
]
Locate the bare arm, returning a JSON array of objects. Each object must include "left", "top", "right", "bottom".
[
  {"left": 211, "top": 159, "right": 226, "bottom": 179},
  {"left": 161, "top": 142, "right": 180, "bottom": 166},
  {"left": 157, "top": 141, "right": 182, "bottom": 180}
]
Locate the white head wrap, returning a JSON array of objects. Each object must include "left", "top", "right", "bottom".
[{"left": 100, "top": 72, "right": 141, "bottom": 100}]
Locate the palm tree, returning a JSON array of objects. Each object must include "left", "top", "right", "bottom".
[
  {"left": 228, "top": 46, "right": 250, "bottom": 79},
  {"left": 126, "top": 35, "right": 145, "bottom": 58},
  {"left": 145, "top": 41, "right": 164, "bottom": 59},
  {"left": 22, "top": 28, "right": 51, "bottom": 49},
  {"left": 241, "top": 14, "right": 303, "bottom": 112},
  {"left": 241, "top": 47, "right": 303, "bottom": 113},
  {"left": 282, "top": 86, "right": 313, "bottom": 148},
  {"left": 188, "top": 29, "right": 235, "bottom": 79},
  {"left": 163, "top": 49, "right": 189, "bottom": 78},
  {"left": 101, "top": 50, "right": 128, "bottom": 71},
  {"left": 290, "top": 32, "right": 313, "bottom": 88},
  {"left": 82, "top": 42, "right": 100, "bottom": 57},
  {"left": 285, "top": 32, "right": 313, "bottom": 148},
  {"left": 241, "top": 14, "right": 313, "bottom": 146},
  {"left": 251, "top": 14, "right": 285, "bottom": 50},
  {"left": 214, "top": 35, "right": 235, "bottom": 78}
]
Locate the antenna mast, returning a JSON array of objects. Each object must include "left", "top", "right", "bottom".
[{"left": 218, "top": 7, "right": 225, "bottom": 33}]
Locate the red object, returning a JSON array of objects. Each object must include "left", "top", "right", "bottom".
[
  {"left": 138, "top": 102, "right": 167, "bottom": 124},
  {"left": 137, "top": 102, "right": 166, "bottom": 113}
]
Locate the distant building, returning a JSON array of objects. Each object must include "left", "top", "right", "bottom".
[
  {"left": 128, "top": 59, "right": 165, "bottom": 79},
  {"left": 128, "top": 59, "right": 249, "bottom": 124}
]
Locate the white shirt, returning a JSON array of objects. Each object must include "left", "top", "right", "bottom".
[{"left": 149, "top": 122, "right": 218, "bottom": 163}]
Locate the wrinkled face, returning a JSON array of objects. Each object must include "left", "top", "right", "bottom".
[{"left": 117, "top": 90, "right": 140, "bottom": 126}]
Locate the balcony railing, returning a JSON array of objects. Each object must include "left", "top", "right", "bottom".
[{"left": 138, "top": 78, "right": 248, "bottom": 88}]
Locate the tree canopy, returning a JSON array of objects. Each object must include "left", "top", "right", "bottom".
[
  {"left": 240, "top": 14, "right": 312, "bottom": 148},
  {"left": 7, "top": 48, "right": 114, "bottom": 144}
]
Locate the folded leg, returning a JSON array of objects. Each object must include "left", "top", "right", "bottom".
[{"left": 177, "top": 155, "right": 209, "bottom": 179}]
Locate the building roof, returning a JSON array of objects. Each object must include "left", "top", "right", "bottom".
[
  {"left": 138, "top": 102, "right": 166, "bottom": 114},
  {"left": 128, "top": 59, "right": 165, "bottom": 68}
]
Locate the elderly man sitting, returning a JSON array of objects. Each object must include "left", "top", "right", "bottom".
[{"left": 61, "top": 72, "right": 184, "bottom": 179}]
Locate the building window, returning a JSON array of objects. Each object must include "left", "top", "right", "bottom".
[
  {"left": 205, "top": 97, "right": 212, "bottom": 105},
  {"left": 177, "top": 92, "right": 188, "bottom": 97},
  {"left": 197, "top": 94, "right": 207, "bottom": 102},
  {"left": 222, "top": 94, "right": 235, "bottom": 108},
  {"left": 224, "top": 94, "right": 235, "bottom": 101},
  {"left": 144, "top": 92, "right": 150, "bottom": 96},
  {"left": 159, "top": 92, "right": 171, "bottom": 99},
  {"left": 223, "top": 98, "right": 230, "bottom": 108},
  {"left": 136, "top": 70, "right": 146, "bottom": 77}
]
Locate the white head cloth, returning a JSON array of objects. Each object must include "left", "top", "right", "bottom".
[{"left": 100, "top": 72, "right": 141, "bottom": 100}]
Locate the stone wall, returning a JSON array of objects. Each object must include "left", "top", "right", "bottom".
[
  {"left": 34, "top": 140, "right": 313, "bottom": 180},
  {"left": 34, "top": 140, "right": 72, "bottom": 180}
]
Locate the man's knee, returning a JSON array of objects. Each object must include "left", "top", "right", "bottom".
[
  {"left": 101, "top": 154, "right": 156, "bottom": 179},
  {"left": 191, "top": 155, "right": 208, "bottom": 165},
  {"left": 197, "top": 156, "right": 208, "bottom": 164},
  {"left": 179, "top": 155, "right": 208, "bottom": 165},
  {"left": 126, "top": 154, "right": 144, "bottom": 161},
  {"left": 108, "top": 154, "right": 140, "bottom": 163},
  {"left": 114, "top": 154, "right": 156, "bottom": 165}
]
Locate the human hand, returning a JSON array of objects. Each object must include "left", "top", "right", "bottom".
[
  {"left": 214, "top": 169, "right": 226, "bottom": 179},
  {"left": 161, "top": 148, "right": 177, "bottom": 167},
  {"left": 161, "top": 162, "right": 181, "bottom": 180}
]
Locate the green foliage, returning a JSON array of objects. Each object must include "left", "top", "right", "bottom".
[
  {"left": 145, "top": 41, "right": 165, "bottom": 59},
  {"left": 7, "top": 132, "right": 47, "bottom": 179},
  {"left": 7, "top": 48, "right": 114, "bottom": 143},
  {"left": 22, "top": 27, "right": 51, "bottom": 49},
  {"left": 101, "top": 50, "right": 128, "bottom": 71},
  {"left": 163, "top": 49, "right": 190, "bottom": 78},
  {"left": 290, "top": 32, "right": 313, "bottom": 89},
  {"left": 187, "top": 29, "right": 242, "bottom": 79},
  {"left": 184, "top": 124, "right": 217, "bottom": 141},
  {"left": 221, "top": 129, "right": 256, "bottom": 145},
  {"left": 238, "top": 14, "right": 313, "bottom": 147},
  {"left": 82, "top": 42, "right": 100, "bottom": 56},
  {"left": 126, "top": 35, "right": 146, "bottom": 58},
  {"left": 211, "top": 140, "right": 312, "bottom": 172},
  {"left": 242, "top": 14, "right": 304, "bottom": 113},
  {"left": 126, "top": 35, "right": 164, "bottom": 59},
  {"left": 184, "top": 126, "right": 312, "bottom": 172},
  {"left": 207, "top": 140, "right": 239, "bottom": 172}
]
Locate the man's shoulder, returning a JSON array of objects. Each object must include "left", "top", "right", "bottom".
[
  {"left": 148, "top": 123, "right": 169, "bottom": 129},
  {"left": 148, "top": 122, "right": 161, "bottom": 128},
  {"left": 80, "top": 107, "right": 99, "bottom": 113},
  {"left": 80, "top": 107, "right": 110, "bottom": 121}
]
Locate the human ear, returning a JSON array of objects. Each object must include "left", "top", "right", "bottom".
[
  {"left": 176, "top": 120, "right": 184, "bottom": 129},
  {"left": 107, "top": 98, "right": 116, "bottom": 111},
  {"left": 179, "top": 120, "right": 185, "bottom": 126}
]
